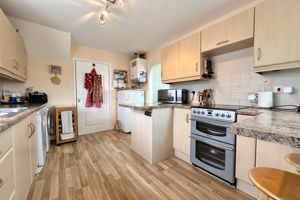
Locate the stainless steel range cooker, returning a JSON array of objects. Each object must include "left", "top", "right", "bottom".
[{"left": 190, "top": 105, "right": 247, "bottom": 185}]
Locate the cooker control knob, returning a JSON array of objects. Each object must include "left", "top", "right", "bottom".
[
  {"left": 226, "top": 114, "right": 231, "bottom": 118},
  {"left": 197, "top": 111, "right": 200, "bottom": 114},
  {"left": 193, "top": 110, "right": 196, "bottom": 114},
  {"left": 221, "top": 114, "right": 225, "bottom": 117},
  {"left": 215, "top": 113, "right": 219, "bottom": 117},
  {"left": 201, "top": 111, "right": 205, "bottom": 115}
]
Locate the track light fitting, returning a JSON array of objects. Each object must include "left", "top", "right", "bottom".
[{"left": 99, "top": 0, "right": 124, "bottom": 25}]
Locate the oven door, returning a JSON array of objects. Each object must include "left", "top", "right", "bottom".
[
  {"left": 191, "top": 118, "right": 235, "bottom": 145},
  {"left": 190, "top": 134, "right": 236, "bottom": 184}
]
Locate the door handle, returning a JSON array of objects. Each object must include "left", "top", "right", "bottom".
[
  {"left": 257, "top": 47, "right": 262, "bottom": 61},
  {"left": 28, "top": 123, "right": 35, "bottom": 139},
  {"left": 78, "top": 98, "right": 81, "bottom": 103},
  {"left": 216, "top": 40, "right": 229, "bottom": 46},
  {"left": 0, "top": 178, "right": 3, "bottom": 188}
]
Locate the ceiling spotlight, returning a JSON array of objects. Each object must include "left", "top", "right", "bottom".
[{"left": 99, "top": 14, "right": 106, "bottom": 25}]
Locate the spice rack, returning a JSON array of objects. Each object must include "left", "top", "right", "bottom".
[{"left": 54, "top": 106, "right": 78, "bottom": 145}]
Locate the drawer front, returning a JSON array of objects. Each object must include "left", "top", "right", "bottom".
[
  {"left": 0, "top": 128, "right": 13, "bottom": 159},
  {"left": 0, "top": 149, "right": 15, "bottom": 200}
]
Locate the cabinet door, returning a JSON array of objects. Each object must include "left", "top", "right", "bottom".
[
  {"left": 161, "top": 42, "right": 178, "bottom": 81},
  {"left": 173, "top": 108, "right": 191, "bottom": 155},
  {"left": 0, "top": 9, "right": 14, "bottom": 71},
  {"left": 256, "top": 140, "right": 300, "bottom": 173},
  {"left": 178, "top": 32, "right": 201, "bottom": 78},
  {"left": 13, "top": 32, "right": 27, "bottom": 80},
  {"left": 254, "top": 0, "right": 300, "bottom": 68},
  {"left": 201, "top": 8, "right": 254, "bottom": 53},
  {"left": 13, "top": 118, "right": 31, "bottom": 200},
  {"left": 235, "top": 135, "right": 256, "bottom": 184},
  {"left": 29, "top": 114, "right": 37, "bottom": 182}
]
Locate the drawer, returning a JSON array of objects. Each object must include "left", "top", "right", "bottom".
[
  {"left": 0, "top": 128, "right": 13, "bottom": 159},
  {"left": 0, "top": 149, "right": 15, "bottom": 200}
]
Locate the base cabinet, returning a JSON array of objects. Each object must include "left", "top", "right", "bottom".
[
  {"left": 173, "top": 108, "right": 191, "bottom": 162},
  {"left": 13, "top": 118, "right": 32, "bottom": 200}
]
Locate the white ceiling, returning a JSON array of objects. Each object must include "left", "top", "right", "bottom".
[{"left": 0, "top": 0, "right": 253, "bottom": 55}]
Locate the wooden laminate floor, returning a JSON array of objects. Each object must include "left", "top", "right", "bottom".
[{"left": 27, "top": 131, "right": 254, "bottom": 200}]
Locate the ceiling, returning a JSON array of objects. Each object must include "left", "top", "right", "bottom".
[{"left": 0, "top": 0, "right": 253, "bottom": 55}]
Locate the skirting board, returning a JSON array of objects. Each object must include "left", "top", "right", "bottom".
[
  {"left": 174, "top": 149, "right": 191, "bottom": 164},
  {"left": 236, "top": 179, "right": 258, "bottom": 198}
]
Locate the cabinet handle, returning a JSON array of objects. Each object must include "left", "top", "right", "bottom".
[
  {"left": 0, "top": 178, "right": 3, "bottom": 188},
  {"left": 24, "top": 67, "right": 27, "bottom": 75},
  {"left": 195, "top": 62, "right": 198, "bottom": 72},
  {"left": 12, "top": 59, "right": 17, "bottom": 69},
  {"left": 0, "top": 150, "right": 2, "bottom": 157},
  {"left": 28, "top": 123, "right": 35, "bottom": 139},
  {"left": 16, "top": 62, "right": 20, "bottom": 70},
  {"left": 216, "top": 40, "right": 229, "bottom": 46},
  {"left": 186, "top": 114, "right": 189, "bottom": 124},
  {"left": 257, "top": 47, "right": 262, "bottom": 61}
]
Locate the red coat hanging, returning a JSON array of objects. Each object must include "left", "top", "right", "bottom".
[{"left": 84, "top": 68, "right": 103, "bottom": 108}]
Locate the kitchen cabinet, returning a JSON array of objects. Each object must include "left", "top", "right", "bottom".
[
  {"left": 13, "top": 118, "right": 32, "bottom": 200},
  {"left": 131, "top": 108, "right": 173, "bottom": 164},
  {"left": 178, "top": 32, "right": 202, "bottom": 79},
  {"left": 235, "top": 115, "right": 256, "bottom": 184},
  {"left": 254, "top": 0, "right": 300, "bottom": 72},
  {"left": 0, "top": 128, "right": 15, "bottom": 200},
  {"left": 201, "top": 8, "right": 254, "bottom": 55},
  {"left": 256, "top": 139, "right": 300, "bottom": 173},
  {"left": 173, "top": 108, "right": 191, "bottom": 162},
  {"left": 0, "top": 8, "right": 27, "bottom": 82},
  {"left": 29, "top": 114, "right": 37, "bottom": 182},
  {"left": 161, "top": 32, "right": 204, "bottom": 83},
  {"left": 236, "top": 135, "right": 256, "bottom": 184},
  {"left": 161, "top": 42, "right": 178, "bottom": 81}
]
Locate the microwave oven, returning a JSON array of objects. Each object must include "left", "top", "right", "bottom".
[{"left": 158, "top": 89, "right": 188, "bottom": 104}]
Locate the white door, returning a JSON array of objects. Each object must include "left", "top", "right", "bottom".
[{"left": 75, "top": 60, "right": 111, "bottom": 135}]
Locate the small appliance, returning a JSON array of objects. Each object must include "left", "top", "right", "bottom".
[
  {"left": 190, "top": 104, "right": 248, "bottom": 185},
  {"left": 258, "top": 91, "right": 273, "bottom": 108},
  {"left": 158, "top": 89, "right": 189, "bottom": 104},
  {"left": 130, "top": 58, "right": 147, "bottom": 83},
  {"left": 29, "top": 92, "right": 48, "bottom": 104}
]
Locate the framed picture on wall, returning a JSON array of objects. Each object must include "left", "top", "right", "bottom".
[
  {"left": 49, "top": 65, "right": 62, "bottom": 74},
  {"left": 113, "top": 70, "right": 128, "bottom": 89}
]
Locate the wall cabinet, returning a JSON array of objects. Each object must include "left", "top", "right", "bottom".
[
  {"left": 161, "top": 32, "right": 204, "bottom": 83},
  {"left": 201, "top": 8, "right": 254, "bottom": 55},
  {"left": 161, "top": 42, "right": 178, "bottom": 81},
  {"left": 254, "top": 0, "right": 300, "bottom": 72},
  {"left": 178, "top": 32, "right": 202, "bottom": 79},
  {"left": 0, "top": 8, "right": 27, "bottom": 82},
  {"left": 173, "top": 108, "right": 191, "bottom": 162}
]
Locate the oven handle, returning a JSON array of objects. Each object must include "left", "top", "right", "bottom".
[
  {"left": 190, "top": 136, "right": 234, "bottom": 151},
  {"left": 190, "top": 118, "right": 230, "bottom": 128}
]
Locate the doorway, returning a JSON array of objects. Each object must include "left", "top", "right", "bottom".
[
  {"left": 148, "top": 63, "right": 169, "bottom": 103},
  {"left": 75, "top": 59, "right": 111, "bottom": 135}
]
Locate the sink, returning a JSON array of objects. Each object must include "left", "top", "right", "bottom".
[{"left": 0, "top": 107, "right": 28, "bottom": 117}]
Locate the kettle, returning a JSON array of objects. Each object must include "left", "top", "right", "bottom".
[{"left": 258, "top": 92, "right": 273, "bottom": 108}]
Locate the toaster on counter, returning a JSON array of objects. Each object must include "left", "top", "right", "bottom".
[{"left": 29, "top": 92, "right": 48, "bottom": 104}]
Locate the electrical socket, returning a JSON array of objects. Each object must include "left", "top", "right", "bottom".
[{"left": 273, "top": 86, "right": 283, "bottom": 93}]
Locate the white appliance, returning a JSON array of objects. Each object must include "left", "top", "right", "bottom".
[
  {"left": 258, "top": 91, "right": 273, "bottom": 108},
  {"left": 130, "top": 58, "right": 147, "bottom": 83},
  {"left": 117, "top": 90, "right": 145, "bottom": 133},
  {"left": 35, "top": 107, "right": 50, "bottom": 173}
]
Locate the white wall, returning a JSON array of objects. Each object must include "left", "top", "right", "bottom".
[
  {"left": 9, "top": 17, "right": 71, "bottom": 60},
  {"left": 171, "top": 48, "right": 300, "bottom": 106}
]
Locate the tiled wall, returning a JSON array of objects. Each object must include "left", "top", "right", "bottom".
[{"left": 171, "top": 47, "right": 300, "bottom": 106}]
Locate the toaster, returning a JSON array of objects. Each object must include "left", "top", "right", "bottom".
[{"left": 28, "top": 92, "right": 48, "bottom": 104}]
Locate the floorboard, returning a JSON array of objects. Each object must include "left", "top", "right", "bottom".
[{"left": 27, "top": 130, "right": 255, "bottom": 200}]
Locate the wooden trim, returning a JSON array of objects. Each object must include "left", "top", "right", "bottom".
[
  {"left": 254, "top": 60, "right": 300, "bottom": 73},
  {"left": 162, "top": 75, "right": 207, "bottom": 84},
  {"left": 201, "top": 37, "right": 254, "bottom": 57},
  {"left": 0, "top": 67, "right": 26, "bottom": 82},
  {"left": 54, "top": 106, "right": 78, "bottom": 145}
]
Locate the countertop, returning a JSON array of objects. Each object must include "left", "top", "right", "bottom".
[
  {"left": 0, "top": 103, "right": 46, "bottom": 135},
  {"left": 118, "top": 103, "right": 197, "bottom": 110},
  {"left": 231, "top": 109, "right": 300, "bottom": 148}
]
